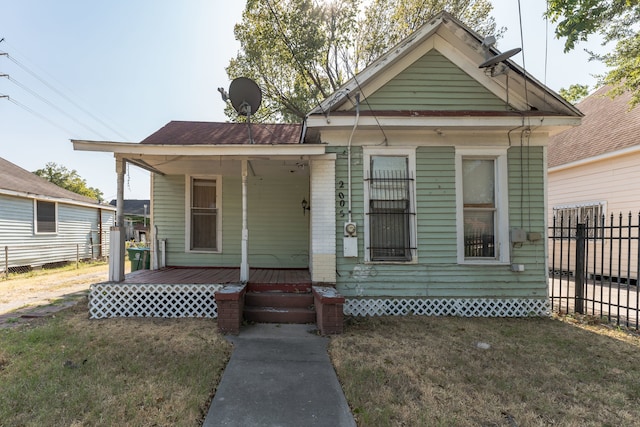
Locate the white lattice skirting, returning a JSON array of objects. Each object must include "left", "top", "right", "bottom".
[
  {"left": 89, "top": 283, "right": 223, "bottom": 319},
  {"left": 344, "top": 297, "right": 550, "bottom": 317}
]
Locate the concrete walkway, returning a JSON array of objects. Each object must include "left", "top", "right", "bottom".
[{"left": 203, "top": 324, "right": 356, "bottom": 427}]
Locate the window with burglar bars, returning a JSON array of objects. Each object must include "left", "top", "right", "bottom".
[
  {"left": 552, "top": 203, "right": 605, "bottom": 238},
  {"left": 367, "top": 156, "right": 415, "bottom": 261}
]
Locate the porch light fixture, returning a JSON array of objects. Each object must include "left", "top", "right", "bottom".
[{"left": 301, "top": 198, "right": 310, "bottom": 215}]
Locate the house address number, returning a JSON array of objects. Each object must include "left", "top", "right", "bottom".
[{"left": 338, "top": 181, "right": 345, "bottom": 217}]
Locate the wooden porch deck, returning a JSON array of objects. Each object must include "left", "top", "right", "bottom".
[{"left": 122, "top": 267, "right": 311, "bottom": 286}]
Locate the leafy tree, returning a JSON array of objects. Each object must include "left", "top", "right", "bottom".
[
  {"left": 559, "top": 83, "right": 590, "bottom": 104},
  {"left": 33, "top": 162, "right": 104, "bottom": 202},
  {"left": 546, "top": 0, "right": 640, "bottom": 107},
  {"left": 226, "top": 0, "right": 502, "bottom": 123}
]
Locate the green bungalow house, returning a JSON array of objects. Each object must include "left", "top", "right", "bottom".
[{"left": 73, "top": 12, "right": 581, "bottom": 327}]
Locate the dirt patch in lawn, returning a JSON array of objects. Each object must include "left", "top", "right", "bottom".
[{"left": 0, "top": 262, "right": 130, "bottom": 326}]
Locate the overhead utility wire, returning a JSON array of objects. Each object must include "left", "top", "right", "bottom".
[
  {"left": 263, "top": 0, "right": 327, "bottom": 116},
  {"left": 517, "top": 0, "right": 532, "bottom": 230},
  {"left": 0, "top": 46, "right": 130, "bottom": 141},
  {"left": 0, "top": 93, "right": 77, "bottom": 136},
  {"left": 342, "top": 51, "right": 389, "bottom": 145},
  {"left": 1, "top": 74, "right": 110, "bottom": 139}
]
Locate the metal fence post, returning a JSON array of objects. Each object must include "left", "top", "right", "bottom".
[
  {"left": 4, "top": 246, "right": 8, "bottom": 279},
  {"left": 76, "top": 244, "right": 80, "bottom": 269},
  {"left": 575, "top": 223, "right": 586, "bottom": 314}
]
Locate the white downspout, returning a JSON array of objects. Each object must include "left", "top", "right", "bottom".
[{"left": 240, "top": 159, "right": 249, "bottom": 283}]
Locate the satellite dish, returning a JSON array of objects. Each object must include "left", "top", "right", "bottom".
[
  {"left": 479, "top": 48, "right": 522, "bottom": 69},
  {"left": 228, "top": 77, "right": 262, "bottom": 116}
]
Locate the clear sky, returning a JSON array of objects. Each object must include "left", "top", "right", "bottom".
[{"left": 0, "top": 1, "right": 608, "bottom": 202}]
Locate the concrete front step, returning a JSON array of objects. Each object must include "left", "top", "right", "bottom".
[{"left": 243, "top": 306, "right": 316, "bottom": 324}]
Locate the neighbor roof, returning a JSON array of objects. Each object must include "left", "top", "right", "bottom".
[
  {"left": 140, "top": 121, "right": 303, "bottom": 145},
  {"left": 548, "top": 86, "right": 640, "bottom": 168},
  {"left": 0, "top": 157, "right": 102, "bottom": 205},
  {"left": 109, "top": 199, "right": 150, "bottom": 216}
]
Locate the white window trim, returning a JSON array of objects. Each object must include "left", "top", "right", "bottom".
[
  {"left": 455, "top": 148, "right": 509, "bottom": 264},
  {"left": 185, "top": 175, "right": 222, "bottom": 253},
  {"left": 34, "top": 199, "right": 58, "bottom": 235},
  {"left": 362, "top": 147, "right": 418, "bottom": 263}
]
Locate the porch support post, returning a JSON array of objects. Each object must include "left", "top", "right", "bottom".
[
  {"left": 109, "top": 157, "right": 126, "bottom": 282},
  {"left": 240, "top": 159, "right": 249, "bottom": 283}
]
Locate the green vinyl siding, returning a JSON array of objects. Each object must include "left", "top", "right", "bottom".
[
  {"left": 332, "top": 145, "right": 547, "bottom": 299},
  {"left": 362, "top": 50, "right": 507, "bottom": 111},
  {"left": 152, "top": 173, "right": 309, "bottom": 268},
  {"left": 247, "top": 175, "right": 310, "bottom": 267}
]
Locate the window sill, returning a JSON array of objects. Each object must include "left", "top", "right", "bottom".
[
  {"left": 458, "top": 260, "right": 510, "bottom": 266},
  {"left": 364, "top": 259, "right": 418, "bottom": 265},
  {"left": 187, "top": 249, "right": 221, "bottom": 254}
]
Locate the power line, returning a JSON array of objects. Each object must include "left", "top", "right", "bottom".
[
  {"left": 1, "top": 73, "right": 110, "bottom": 139},
  {"left": 0, "top": 41, "right": 131, "bottom": 141},
  {"left": 263, "top": 0, "right": 327, "bottom": 116},
  {"left": 1, "top": 93, "right": 78, "bottom": 136}
]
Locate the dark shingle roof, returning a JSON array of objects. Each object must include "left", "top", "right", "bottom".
[
  {"left": 109, "top": 199, "right": 150, "bottom": 216},
  {"left": 140, "top": 121, "right": 302, "bottom": 145},
  {"left": 548, "top": 86, "right": 640, "bottom": 168},
  {"left": 0, "top": 157, "right": 100, "bottom": 204}
]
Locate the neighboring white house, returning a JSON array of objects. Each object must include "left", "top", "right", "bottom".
[
  {"left": 548, "top": 86, "right": 640, "bottom": 279},
  {"left": 0, "top": 157, "right": 115, "bottom": 273}
]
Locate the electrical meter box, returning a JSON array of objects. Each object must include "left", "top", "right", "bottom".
[
  {"left": 344, "top": 236, "right": 358, "bottom": 257},
  {"left": 510, "top": 228, "right": 526, "bottom": 243},
  {"left": 344, "top": 222, "right": 357, "bottom": 237}
]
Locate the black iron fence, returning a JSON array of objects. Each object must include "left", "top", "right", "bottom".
[
  {"left": 2, "top": 243, "right": 109, "bottom": 278},
  {"left": 549, "top": 212, "right": 640, "bottom": 329}
]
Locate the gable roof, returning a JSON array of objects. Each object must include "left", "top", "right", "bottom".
[
  {"left": 141, "top": 121, "right": 302, "bottom": 145},
  {"left": 308, "top": 11, "right": 580, "bottom": 120},
  {"left": 548, "top": 86, "right": 640, "bottom": 168},
  {"left": 0, "top": 157, "right": 105, "bottom": 206}
]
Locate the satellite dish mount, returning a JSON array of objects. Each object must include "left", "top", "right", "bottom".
[
  {"left": 479, "top": 36, "right": 521, "bottom": 77},
  {"left": 219, "top": 77, "right": 262, "bottom": 144}
]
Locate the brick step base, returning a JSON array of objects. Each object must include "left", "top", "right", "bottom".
[{"left": 243, "top": 306, "right": 316, "bottom": 324}]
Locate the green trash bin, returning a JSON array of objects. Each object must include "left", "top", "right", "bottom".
[{"left": 127, "top": 247, "right": 150, "bottom": 271}]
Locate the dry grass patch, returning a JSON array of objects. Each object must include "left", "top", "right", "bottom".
[
  {"left": 0, "top": 300, "right": 232, "bottom": 426},
  {"left": 330, "top": 315, "right": 640, "bottom": 427}
]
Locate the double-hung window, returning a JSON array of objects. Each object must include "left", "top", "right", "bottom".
[
  {"left": 364, "top": 148, "right": 416, "bottom": 262},
  {"left": 35, "top": 200, "right": 57, "bottom": 234},
  {"left": 186, "top": 176, "right": 221, "bottom": 252},
  {"left": 456, "top": 148, "right": 509, "bottom": 263}
]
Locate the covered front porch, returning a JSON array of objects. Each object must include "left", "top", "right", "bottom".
[{"left": 72, "top": 121, "right": 337, "bottom": 286}]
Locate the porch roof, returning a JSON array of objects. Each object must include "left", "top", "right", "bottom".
[
  {"left": 140, "top": 121, "right": 303, "bottom": 145},
  {"left": 72, "top": 121, "right": 328, "bottom": 163}
]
